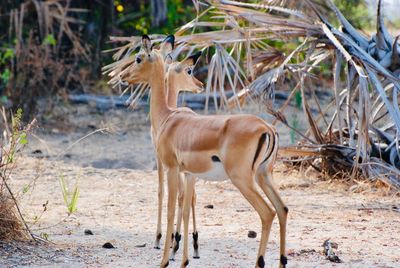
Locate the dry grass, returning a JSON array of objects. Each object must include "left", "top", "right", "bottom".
[{"left": 0, "top": 195, "right": 28, "bottom": 241}]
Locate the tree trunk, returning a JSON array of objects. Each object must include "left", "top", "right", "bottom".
[{"left": 151, "top": 0, "right": 167, "bottom": 27}]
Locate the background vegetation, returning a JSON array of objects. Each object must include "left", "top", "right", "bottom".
[
  {"left": 0, "top": 0, "right": 197, "bottom": 118},
  {"left": 1, "top": 0, "right": 400, "bottom": 180},
  {"left": 2, "top": 0, "right": 388, "bottom": 119}
]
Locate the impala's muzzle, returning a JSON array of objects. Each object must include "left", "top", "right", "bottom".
[{"left": 195, "top": 80, "right": 204, "bottom": 93}]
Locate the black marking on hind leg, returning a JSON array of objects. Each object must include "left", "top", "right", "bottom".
[
  {"left": 157, "top": 233, "right": 162, "bottom": 240},
  {"left": 173, "top": 232, "right": 181, "bottom": 252},
  {"left": 183, "top": 259, "right": 189, "bottom": 266},
  {"left": 284, "top": 206, "right": 289, "bottom": 213},
  {"left": 163, "top": 261, "right": 169, "bottom": 268},
  {"left": 280, "top": 255, "right": 288, "bottom": 266},
  {"left": 257, "top": 255, "right": 265, "bottom": 268},
  {"left": 170, "top": 233, "right": 174, "bottom": 248},
  {"left": 192, "top": 231, "right": 199, "bottom": 258},
  {"left": 211, "top": 155, "right": 221, "bottom": 162},
  {"left": 192, "top": 232, "right": 199, "bottom": 249}
]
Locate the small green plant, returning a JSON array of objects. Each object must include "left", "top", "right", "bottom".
[
  {"left": 40, "top": 232, "right": 49, "bottom": 240},
  {"left": 59, "top": 175, "right": 80, "bottom": 214},
  {"left": 2, "top": 108, "right": 29, "bottom": 164},
  {"left": 42, "top": 34, "right": 57, "bottom": 46},
  {"left": 0, "top": 68, "right": 11, "bottom": 85},
  {"left": 0, "top": 48, "right": 14, "bottom": 98}
]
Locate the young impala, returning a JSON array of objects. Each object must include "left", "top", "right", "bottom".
[
  {"left": 117, "top": 35, "right": 288, "bottom": 268},
  {"left": 152, "top": 37, "right": 203, "bottom": 259}
]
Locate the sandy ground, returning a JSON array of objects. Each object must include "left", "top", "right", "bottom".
[{"left": 1, "top": 104, "right": 400, "bottom": 268}]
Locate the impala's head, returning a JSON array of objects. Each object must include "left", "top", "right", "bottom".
[
  {"left": 120, "top": 35, "right": 174, "bottom": 84},
  {"left": 167, "top": 51, "right": 204, "bottom": 93}
]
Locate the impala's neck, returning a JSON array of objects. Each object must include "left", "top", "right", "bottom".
[
  {"left": 149, "top": 60, "right": 170, "bottom": 132},
  {"left": 167, "top": 85, "right": 178, "bottom": 108},
  {"left": 167, "top": 72, "right": 181, "bottom": 109}
]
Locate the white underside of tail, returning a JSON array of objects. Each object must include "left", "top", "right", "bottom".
[{"left": 189, "top": 162, "right": 229, "bottom": 181}]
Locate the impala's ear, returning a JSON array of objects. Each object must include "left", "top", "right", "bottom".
[
  {"left": 181, "top": 51, "right": 202, "bottom": 66},
  {"left": 159, "top": 34, "right": 175, "bottom": 59},
  {"left": 162, "top": 35, "right": 175, "bottom": 51},
  {"left": 142, "top": 35, "right": 152, "bottom": 54}
]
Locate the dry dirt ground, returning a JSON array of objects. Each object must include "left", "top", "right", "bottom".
[{"left": 1, "top": 104, "right": 399, "bottom": 268}]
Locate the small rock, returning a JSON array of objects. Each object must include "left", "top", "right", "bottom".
[
  {"left": 84, "top": 229, "right": 93, "bottom": 235},
  {"left": 298, "top": 183, "right": 310, "bottom": 188},
  {"left": 248, "top": 230, "right": 257, "bottom": 238},
  {"left": 102, "top": 242, "right": 115, "bottom": 249},
  {"left": 299, "top": 249, "right": 316, "bottom": 254},
  {"left": 32, "top": 149, "right": 43, "bottom": 154},
  {"left": 135, "top": 243, "right": 146, "bottom": 248},
  {"left": 323, "top": 239, "right": 341, "bottom": 263},
  {"left": 236, "top": 209, "right": 248, "bottom": 212},
  {"left": 204, "top": 204, "right": 214, "bottom": 209}
]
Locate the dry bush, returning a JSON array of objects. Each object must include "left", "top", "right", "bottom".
[
  {"left": 2, "top": 0, "right": 90, "bottom": 119},
  {"left": 0, "top": 108, "right": 35, "bottom": 241}
]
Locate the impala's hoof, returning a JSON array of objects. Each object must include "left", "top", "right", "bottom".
[
  {"left": 193, "top": 249, "right": 200, "bottom": 259},
  {"left": 154, "top": 233, "right": 162, "bottom": 249},
  {"left": 192, "top": 232, "right": 199, "bottom": 258},
  {"left": 173, "top": 232, "right": 181, "bottom": 253},
  {"left": 257, "top": 255, "right": 265, "bottom": 268},
  {"left": 160, "top": 260, "right": 169, "bottom": 268},
  {"left": 180, "top": 259, "right": 189, "bottom": 267},
  {"left": 280, "top": 255, "right": 288, "bottom": 267}
]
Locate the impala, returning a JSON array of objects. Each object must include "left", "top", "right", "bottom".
[
  {"left": 118, "top": 35, "right": 288, "bottom": 268},
  {"left": 152, "top": 37, "right": 202, "bottom": 259}
]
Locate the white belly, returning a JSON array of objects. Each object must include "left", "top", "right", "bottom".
[{"left": 189, "top": 162, "right": 229, "bottom": 181}]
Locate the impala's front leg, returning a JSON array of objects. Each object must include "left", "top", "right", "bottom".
[
  {"left": 171, "top": 172, "right": 185, "bottom": 260},
  {"left": 160, "top": 167, "right": 179, "bottom": 268},
  {"left": 181, "top": 175, "right": 196, "bottom": 267},
  {"left": 155, "top": 157, "right": 164, "bottom": 249},
  {"left": 192, "top": 189, "right": 200, "bottom": 259}
]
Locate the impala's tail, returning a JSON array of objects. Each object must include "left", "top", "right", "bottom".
[{"left": 252, "top": 129, "right": 278, "bottom": 170}]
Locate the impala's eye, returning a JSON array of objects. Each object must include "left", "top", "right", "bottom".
[
  {"left": 136, "top": 57, "right": 142, "bottom": 64},
  {"left": 187, "top": 69, "right": 192, "bottom": 75}
]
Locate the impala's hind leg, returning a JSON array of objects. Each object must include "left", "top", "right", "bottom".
[
  {"left": 160, "top": 167, "right": 179, "bottom": 268},
  {"left": 192, "top": 189, "right": 200, "bottom": 259},
  {"left": 230, "top": 175, "right": 276, "bottom": 268},
  {"left": 155, "top": 156, "right": 164, "bottom": 249},
  {"left": 256, "top": 162, "right": 288, "bottom": 268},
  {"left": 181, "top": 175, "right": 196, "bottom": 267},
  {"left": 171, "top": 173, "right": 185, "bottom": 260}
]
